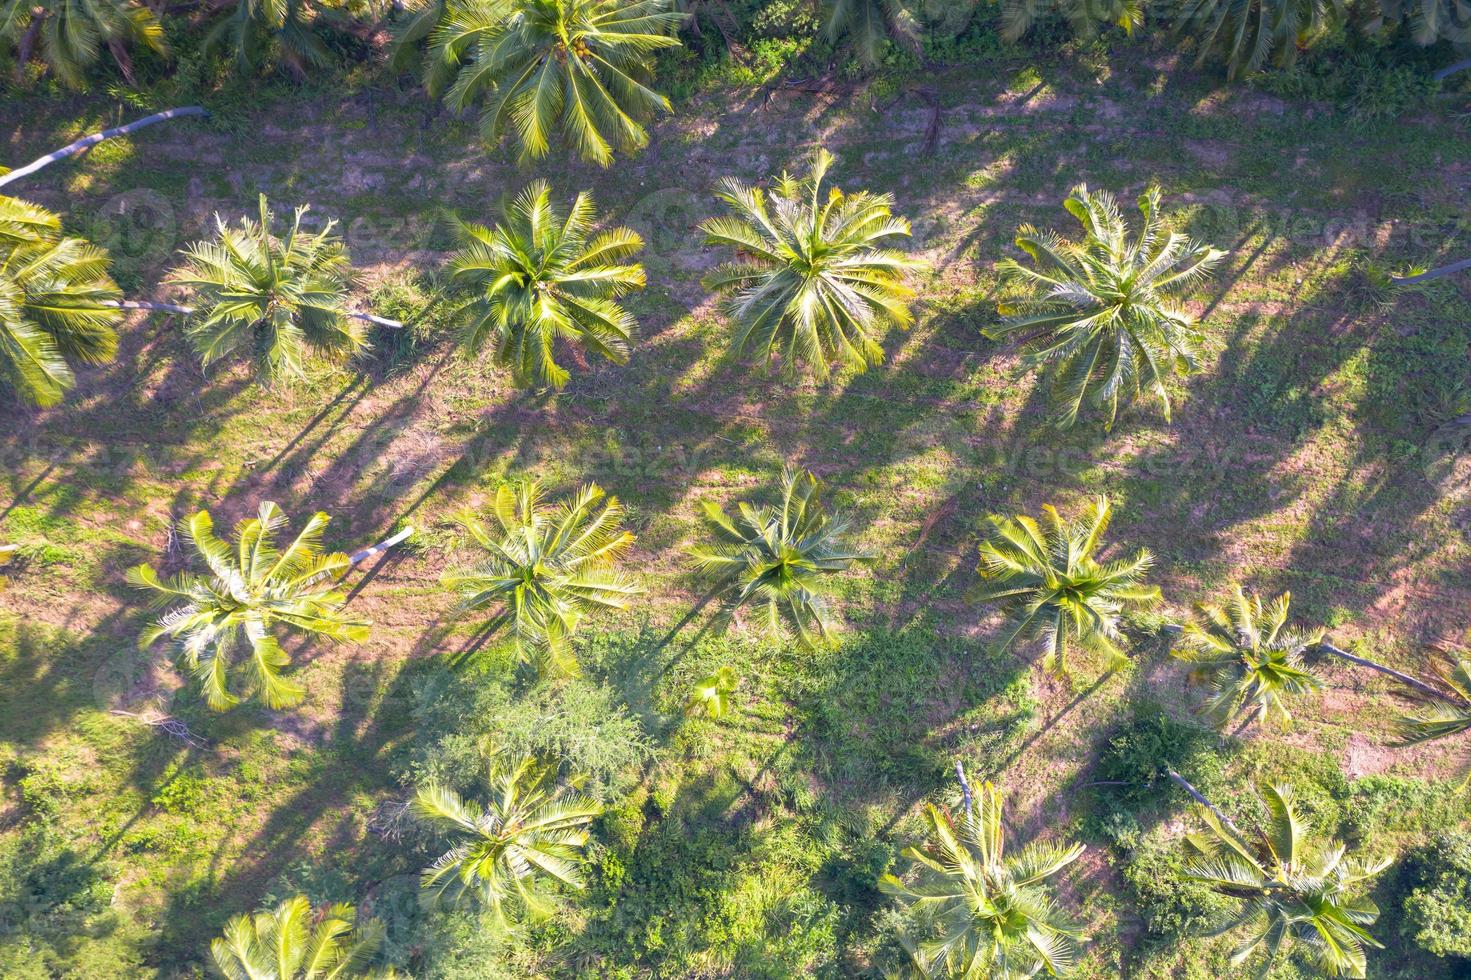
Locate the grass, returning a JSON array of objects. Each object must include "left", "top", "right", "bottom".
[{"left": 0, "top": 36, "right": 1469, "bottom": 978}]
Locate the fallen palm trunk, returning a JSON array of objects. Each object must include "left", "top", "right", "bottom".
[
  {"left": 1391, "top": 257, "right": 1471, "bottom": 285},
  {"left": 0, "top": 107, "right": 209, "bottom": 189},
  {"left": 101, "top": 299, "right": 403, "bottom": 329},
  {"left": 1316, "top": 640, "right": 1450, "bottom": 700},
  {"left": 350, "top": 525, "right": 414, "bottom": 564},
  {"left": 1166, "top": 767, "right": 1246, "bottom": 838},
  {"left": 1433, "top": 58, "right": 1471, "bottom": 81}
]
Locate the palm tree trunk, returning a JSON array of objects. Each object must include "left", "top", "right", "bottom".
[
  {"left": 349, "top": 526, "right": 414, "bottom": 565},
  {"left": 0, "top": 544, "right": 18, "bottom": 556},
  {"left": 1391, "top": 257, "right": 1471, "bottom": 284},
  {"left": 102, "top": 300, "right": 403, "bottom": 329},
  {"left": 1433, "top": 58, "right": 1471, "bottom": 81},
  {"left": 0, "top": 107, "right": 209, "bottom": 189},
  {"left": 1316, "top": 642, "right": 1449, "bottom": 700},
  {"left": 1166, "top": 767, "right": 1246, "bottom": 838},
  {"left": 103, "top": 300, "right": 195, "bottom": 315},
  {"left": 955, "top": 760, "right": 973, "bottom": 816}
]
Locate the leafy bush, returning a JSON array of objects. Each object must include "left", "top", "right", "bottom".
[
  {"left": 402, "top": 657, "right": 654, "bottom": 799},
  {"left": 1094, "top": 701, "right": 1225, "bottom": 809},
  {"left": 1402, "top": 832, "right": 1471, "bottom": 960},
  {"left": 1118, "top": 830, "right": 1234, "bottom": 940},
  {"left": 150, "top": 773, "right": 207, "bottom": 815}
]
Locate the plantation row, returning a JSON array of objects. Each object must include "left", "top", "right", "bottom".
[{"left": 126, "top": 458, "right": 1471, "bottom": 977}]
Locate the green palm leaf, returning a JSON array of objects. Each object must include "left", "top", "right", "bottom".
[
  {"left": 412, "top": 749, "right": 602, "bottom": 927},
  {"left": 880, "top": 782, "right": 1087, "bottom": 978},
  {"left": 988, "top": 184, "right": 1225, "bottom": 430},
  {"left": 2, "top": 0, "right": 165, "bottom": 88},
  {"left": 700, "top": 147, "right": 927, "bottom": 381},
  {"left": 0, "top": 195, "right": 122, "bottom": 407},
  {"left": 1397, "top": 654, "right": 1471, "bottom": 746},
  {"left": 129, "top": 502, "right": 369, "bottom": 711},
  {"left": 424, "top": 0, "right": 682, "bottom": 165},
  {"left": 689, "top": 465, "right": 869, "bottom": 648},
  {"left": 685, "top": 665, "right": 738, "bottom": 718},
  {"left": 210, "top": 894, "right": 387, "bottom": 979},
  {"left": 167, "top": 195, "right": 365, "bottom": 385},
  {"left": 447, "top": 180, "right": 645, "bottom": 389},
  {"left": 977, "top": 495, "right": 1160, "bottom": 679},
  {"left": 441, "top": 477, "right": 640, "bottom": 676},
  {"left": 1175, "top": 0, "right": 1339, "bottom": 79},
  {"left": 1182, "top": 782, "right": 1390, "bottom": 979},
  {"left": 1172, "top": 586, "right": 1326, "bottom": 731}
]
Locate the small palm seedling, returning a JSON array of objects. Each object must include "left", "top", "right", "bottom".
[
  {"left": 426, "top": 0, "right": 683, "bottom": 166},
  {"left": 977, "top": 495, "right": 1160, "bottom": 678},
  {"left": 412, "top": 750, "right": 603, "bottom": 925},
  {"left": 211, "top": 895, "right": 386, "bottom": 979},
  {"left": 690, "top": 466, "right": 869, "bottom": 648},
  {"left": 1, "top": 0, "right": 165, "bottom": 88},
  {"left": 701, "top": 147, "right": 926, "bottom": 381},
  {"left": 0, "top": 195, "right": 122, "bottom": 407},
  {"left": 879, "top": 781, "right": 1087, "bottom": 977},
  {"left": 1176, "top": 777, "right": 1389, "bottom": 978},
  {"left": 441, "top": 479, "right": 640, "bottom": 677},
  {"left": 447, "top": 180, "right": 645, "bottom": 390},
  {"left": 988, "top": 184, "right": 1225, "bottom": 430},
  {"left": 129, "top": 504, "right": 410, "bottom": 710},
  {"left": 1172, "top": 587, "right": 1325, "bottom": 731},
  {"left": 166, "top": 195, "right": 367, "bottom": 384},
  {"left": 1175, "top": 0, "right": 1336, "bottom": 79},
  {"left": 685, "top": 665, "right": 738, "bottom": 719}
]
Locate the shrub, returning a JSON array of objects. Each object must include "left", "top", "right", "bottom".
[
  {"left": 1119, "top": 831, "right": 1233, "bottom": 940},
  {"left": 1094, "top": 701, "right": 1225, "bottom": 809},
  {"left": 1402, "top": 832, "right": 1471, "bottom": 960}
]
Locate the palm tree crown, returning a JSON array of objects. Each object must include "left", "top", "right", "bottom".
[
  {"left": 1172, "top": 587, "right": 1325, "bottom": 731},
  {"left": 976, "top": 495, "right": 1160, "bottom": 678},
  {"left": 129, "top": 503, "right": 370, "bottom": 710},
  {"left": 700, "top": 147, "right": 926, "bottom": 380},
  {"left": 211, "top": 895, "right": 386, "bottom": 980},
  {"left": 988, "top": 184, "right": 1225, "bottom": 430},
  {"left": 447, "top": 181, "right": 645, "bottom": 390},
  {"left": 689, "top": 465, "right": 869, "bottom": 648},
  {"left": 441, "top": 479, "right": 640, "bottom": 677},
  {"left": 824, "top": 0, "right": 919, "bottom": 67},
  {"left": 1398, "top": 654, "right": 1471, "bottom": 747},
  {"left": 2, "top": 0, "right": 165, "bottom": 88},
  {"left": 426, "top": 0, "right": 682, "bottom": 166},
  {"left": 412, "top": 750, "right": 603, "bottom": 925},
  {"left": 879, "top": 782, "right": 1087, "bottom": 978},
  {"left": 0, "top": 194, "right": 122, "bottom": 407},
  {"left": 1175, "top": 0, "right": 1335, "bottom": 79},
  {"left": 167, "top": 195, "right": 365, "bottom": 384},
  {"left": 1182, "top": 782, "right": 1389, "bottom": 978}
]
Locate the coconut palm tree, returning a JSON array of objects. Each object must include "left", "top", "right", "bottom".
[
  {"left": 412, "top": 750, "right": 603, "bottom": 925},
  {"left": 1, "top": 0, "right": 165, "bottom": 88},
  {"left": 879, "top": 781, "right": 1087, "bottom": 977},
  {"left": 824, "top": 0, "right": 919, "bottom": 67},
  {"left": 211, "top": 895, "right": 386, "bottom": 979},
  {"left": 998, "top": 0, "right": 1143, "bottom": 42},
  {"left": 128, "top": 503, "right": 373, "bottom": 711},
  {"left": 425, "top": 0, "right": 683, "bottom": 166},
  {"left": 1172, "top": 587, "right": 1325, "bottom": 731},
  {"left": 446, "top": 181, "right": 645, "bottom": 390},
  {"left": 988, "top": 184, "right": 1225, "bottom": 430},
  {"left": 203, "top": 0, "right": 334, "bottom": 77},
  {"left": 700, "top": 147, "right": 925, "bottom": 381},
  {"left": 689, "top": 466, "right": 869, "bottom": 648},
  {"left": 1175, "top": 0, "right": 1336, "bottom": 79},
  {"left": 441, "top": 479, "right": 640, "bottom": 677},
  {"left": 1178, "top": 778, "right": 1389, "bottom": 978},
  {"left": 685, "top": 665, "right": 737, "bottom": 718},
  {"left": 166, "top": 195, "right": 366, "bottom": 384},
  {"left": 1398, "top": 654, "right": 1471, "bottom": 747},
  {"left": 976, "top": 495, "right": 1160, "bottom": 678},
  {"left": 0, "top": 195, "right": 122, "bottom": 407}
]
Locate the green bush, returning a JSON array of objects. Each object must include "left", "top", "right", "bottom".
[
  {"left": 1094, "top": 701, "right": 1225, "bottom": 809},
  {"left": 1118, "top": 830, "right": 1234, "bottom": 940},
  {"left": 1402, "top": 832, "right": 1471, "bottom": 960}
]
